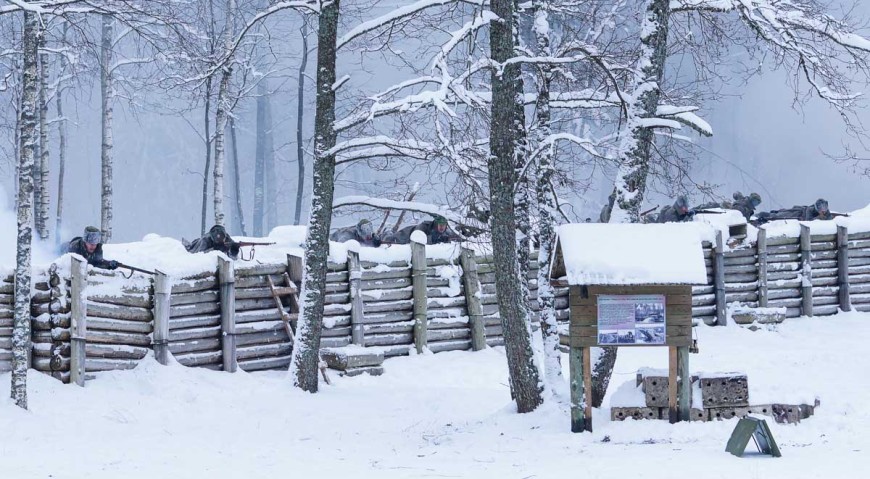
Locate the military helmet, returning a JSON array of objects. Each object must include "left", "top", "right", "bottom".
[
  {"left": 208, "top": 224, "right": 229, "bottom": 244},
  {"left": 674, "top": 196, "right": 689, "bottom": 211},
  {"left": 749, "top": 192, "right": 762, "bottom": 207},
  {"left": 815, "top": 198, "right": 829, "bottom": 212},
  {"left": 356, "top": 219, "right": 374, "bottom": 238},
  {"left": 433, "top": 215, "right": 448, "bottom": 226},
  {"left": 83, "top": 226, "right": 102, "bottom": 245},
  {"left": 732, "top": 191, "right": 745, "bottom": 201}
]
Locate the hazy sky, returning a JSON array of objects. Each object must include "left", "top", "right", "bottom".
[{"left": 1, "top": 2, "right": 868, "bottom": 243}]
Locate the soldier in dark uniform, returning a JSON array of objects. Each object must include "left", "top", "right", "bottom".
[
  {"left": 657, "top": 196, "right": 693, "bottom": 223},
  {"left": 64, "top": 226, "right": 119, "bottom": 270},
  {"left": 756, "top": 198, "right": 832, "bottom": 223},
  {"left": 382, "top": 216, "right": 463, "bottom": 245},
  {"left": 185, "top": 224, "right": 241, "bottom": 259},
  {"left": 732, "top": 192, "right": 762, "bottom": 221},
  {"left": 330, "top": 219, "right": 381, "bottom": 247}
]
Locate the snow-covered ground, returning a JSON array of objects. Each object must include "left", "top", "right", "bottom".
[{"left": 2, "top": 312, "right": 869, "bottom": 479}]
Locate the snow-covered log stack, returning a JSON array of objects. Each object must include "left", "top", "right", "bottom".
[
  {"left": 0, "top": 273, "right": 14, "bottom": 373},
  {"left": 233, "top": 262, "right": 296, "bottom": 372},
  {"left": 426, "top": 257, "right": 471, "bottom": 354},
  {"left": 850, "top": 230, "right": 870, "bottom": 312},
  {"left": 167, "top": 270, "right": 222, "bottom": 369},
  {"left": 691, "top": 241, "right": 716, "bottom": 325},
  {"left": 321, "top": 259, "right": 353, "bottom": 348},
  {"left": 30, "top": 266, "right": 72, "bottom": 382},
  {"left": 358, "top": 258, "right": 413, "bottom": 356}
]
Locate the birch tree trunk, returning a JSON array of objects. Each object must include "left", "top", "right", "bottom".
[
  {"left": 253, "top": 79, "right": 267, "bottom": 236},
  {"left": 609, "top": 0, "right": 669, "bottom": 223},
  {"left": 289, "top": 0, "right": 339, "bottom": 393},
  {"left": 35, "top": 22, "right": 49, "bottom": 241},
  {"left": 489, "top": 0, "right": 543, "bottom": 413},
  {"left": 100, "top": 14, "right": 114, "bottom": 242},
  {"left": 213, "top": 0, "right": 237, "bottom": 227},
  {"left": 12, "top": 7, "right": 39, "bottom": 410},
  {"left": 532, "top": 0, "right": 562, "bottom": 390},
  {"left": 229, "top": 115, "right": 246, "bottom": 235},
  {"left": 201, "top": 76, "right": 213, "bottom": 235},
  {"left": 55, "top": 23, "right": 68, "bottom": 238},
  {"left": 294, "top": 19, "right": 309, "bottom": 226},
  {"left": 593, "top": 0, "right": 671, "bottom": 407}
]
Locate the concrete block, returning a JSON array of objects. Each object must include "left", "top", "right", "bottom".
[
  {"left": 611, "top": 407, "right": 659, "bottom": 421},
  {"left": 700, "top": 374, "right": 749, "bottom": 407}
]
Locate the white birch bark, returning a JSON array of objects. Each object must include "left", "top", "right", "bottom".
[{"left": 100, "top": 14, "right": 114, "bottom": 242}]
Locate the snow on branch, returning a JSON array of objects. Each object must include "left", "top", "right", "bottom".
[
  {"left": 656, "top": 105, "right": 712, "bottom": 136},
  {"left": 333, "top": 196, "right": 460, "bottom": 222}
]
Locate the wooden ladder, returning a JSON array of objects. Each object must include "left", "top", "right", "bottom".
[{"left": 267, "top": 273, "right": 331, "bottom": 385}]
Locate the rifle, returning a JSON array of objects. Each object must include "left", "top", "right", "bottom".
[
  {"left": 640, "top": 205, "right": 660, "bottom": 217},
  {"left": 830, "top": 212, "right": 851, "bottom": 218},
  {"left": 691, "top": 209, "right": 726, "bottom": 215},
  {"left": 234, "top": 241, "right": 276, "bottom": 261},
  {"left": 117, "top": 262, "right": 156, "bottom": 279}
]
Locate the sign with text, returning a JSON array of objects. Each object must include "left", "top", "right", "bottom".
[{"left": 597, "top": 295, "right": 666, "bottom": 346}]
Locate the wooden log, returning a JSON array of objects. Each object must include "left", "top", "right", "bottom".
[
  {"left": 850, "top": 257, "right": 870, "bottom": 267},
  {"left": 235, "top": 309, "right": 296, "bottom": 323},
  {"left": 361, "top": 277, "right": 411, "bottom": 290},
  {"left": 86, "top": 330, "right": 151, "bottom": 347},
  {"left": 85, "top": 358, "right": 141, "bottom": 372},
  {"left": 170, "top": 301, "right": 220, "bottom": 318},
  {"left": 459, "top": 249, "right": 486, "bottom": 352},
  {"left": 365, "top": 332, "right": 413, "bottom": 347},
  {"left": 838, "top": 225, "right": 851, "bottom": 312},
  {"left": 88, "top": 292, "right": 152, "bottom": 309},
  {"left": 85, "top": 301, "right": 153, "bottom": 322},
  {"left": 768, "top": 288, "right": 801, "bottom": 300},
  {"left": 235, "top": 329, "right": 290, "bottom": 347},
  {"left": 31, "top": 301, "right": 70, "bottom": 316},
  {"left": 714, "top": 230, "right": 726, "bottom": 326},
  {"left": 235, "top": 297, "right": 286, "bottom": 312},
  {"left": 364, "top": 321, "right": 414, "bottom": 335},
  {"left": 428, "top": 328, "right": 471, "bottom": 342},
  {"left": 175, "top": 350, "right": 222, "bottom": 367},
  {"left": 800, "top": 225, "right": 813, "bottom": 317},
  {"left": 238, "top": 355, "right": 293, "bottom": 372},
  {"left": 360, "top": 268, "right": 411, "bottom": 281},
  {"left": 411, "top": 240, "right": 428, "bottom": 353},
  {"left": 70, "top": 256, "right": 87, "bottom": 386},
  {"left": 169, "top": 325, "right": 221, "bottom": 342},
  {"left": 360, "top": 259, "right": 409, "bottom": 269},
  {"left": 320, "top": 336, "right": 351, "bottom": 348},
  {"left": 169, "top": 314, "right": 221, "bottom": 330},
  {"left": 326, "top": 271, "right": 349, "bottom": 283},
  {"left": 692, "top": 294, "right": 715, "bottom": 307},
  {"left": 693, "top": 285, "right": 715, "bottom": 295},
  {"left": 171, "top": 277, "right": 218, "bottom": 294},
  {"left": 88, "top": 317, "right": 153, "bottom": 334},
  {"left": 347, "top": 250, "right": 365, "bottom": 346},
  {"left": 768, "top": 253, "right": 801, "bottom": 263},
  {"left": 169, "top": 338, "right": 223, "bottom": 355},
  {"left": 324, "top": 292, "right": 351, "bottom": 304},
  {"left": 234, "top": 287, "right": 278, "bottom": 300},
  {"left": 236, "top": 342, "right": 292, "bottom": 361},
  {"left": 766, "top": 243, "right": 800, "bottom": 254},
  {"left": 725, "top": 282, "right": 758, "bottom": 293},
  {"left": 810, "top": 233, "right": 836, "bottom": 243},
  {"left": 87, "top": 343, "right": 149, "bottom": 360},
  {"left": 851, "top": 248, "right": 870, "bottom": 259},
  {"left": 361, "top": 288, "right": 412, "bottom": 302},
  {"left": 428, "top": 339, "right": 472, "bottom": 353},
  {"left": 235, "top": 274, "right": 284, "bottom": 289},
  {"left": 725, "top": 292, "right": 758, "bottom": 303},
  {"left": 326, "top": 282, "right": 350, "bottom": 294},
  {"left": 324, "top": 315, "right": 352, "bottom": 329},
  {"left": 219, "top": 258, "right": 237, "bottom": 373},
  {"left": 724, "top": 273, "right": 757, "bottom": 284},
  {"left": 724, "top": 248, "right": 757, "bottom": 259},
  {"left": 724, "top": 264, "right": 757, "bottom": 275},
  {"left": 170, "top": 290, "right": 220, "bottom": 306},
  {"left": 813, "top": 304, "right": 839, "bottom": 316},
  {"left": 235, "top": 263, "right": 287, "bottom": 277}
]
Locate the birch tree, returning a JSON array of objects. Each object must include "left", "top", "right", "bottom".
[{"left": 11, "top": 5, "right": 38, "bottom": 410}]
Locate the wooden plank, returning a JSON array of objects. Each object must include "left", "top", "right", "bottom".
[
  {"left": 567, "top": 347, "right": 583, "bottom": 432},
  {"left": 235, "top": 263, "right": 287, "bottom": 277},
  {"left": 800, "top": 225, "right": 813, "bottom": 317},
  {"left": 219, "top": 258, "right": 237, "bottom": 373},
  {"left": 70, "top": 257, "right": 87, "bottom": 387},
  {"left": 88, "top": 293, "right": 152, "bottom": 309},
  {"left": 668, "top": 346, "right": 678, "bottom": 424},
  {"left": 361, "top": 277, "right": 411, "bottom": 290},
  {"left": 85, "top": 330, "right": 151, "bottom": 347},
  {"left": 839, "top": 225, "right": 851, "bottom": 312},
  {"left": 88, "top": 317, "right": 153, "bottom": 334},
  {"left": 460, "top": 249, "right": 486, "bottom": 351},
  {"left": 170, "top": 290, "right": 220, "bottom": 306},
  {"left": 582, "top": 347, "right": 593, "bottom": 432},
  {"left": 678, "top": 346, "right": 690, "bottom": 422},
  {"left": 170, "top": 301, "right": 220, "bottom": 318},
  {"left": 168, "top": 338, "right": 221, "bottom": 355},
  {"left": 168, "top": 314, "right": 221, "bottom": 330},
  {"left": 153, "top": 271, "right": 171, "bottom": 365},
  {"left": 169, "top": 325, "right": 221, "bottom": 342},
  {"left": 170, "top": 277, "right": 218, "bottom": 294},
  {"left": 411, "top": 240, "right": 428, "bottom": 354}
]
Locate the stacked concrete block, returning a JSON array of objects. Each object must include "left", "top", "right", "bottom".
[{"left": 320, "top": 348, "right": 385, "bottom": 377}]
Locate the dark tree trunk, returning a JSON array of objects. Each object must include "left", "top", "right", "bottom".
[
  {"left": 289, "top": 0, "right": 339, "bottom": 393},
  {"left": 489, "top": 0, "right": 543, "bottom": 413},
  {"left": 229, "top": 116, "right": 246, "bottom": 235},
  {"left": 294, "top": 19, "right": 309, "bottom": 226}
]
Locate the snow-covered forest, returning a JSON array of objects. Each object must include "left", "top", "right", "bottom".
[{"left": 2, "top": 0, "right": 870, "bottom": 477}]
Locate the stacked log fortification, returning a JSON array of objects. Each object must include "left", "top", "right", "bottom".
[{"left": 1, "top": 218, "right": 868, "bottom": 384}]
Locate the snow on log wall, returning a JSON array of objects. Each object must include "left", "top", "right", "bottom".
[{"left": 0, "top": 273, "right": 14, "bottom": 373}]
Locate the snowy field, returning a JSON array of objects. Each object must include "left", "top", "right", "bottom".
[{"left": 2, "top": 312, "right": 869, "bottom": 479}]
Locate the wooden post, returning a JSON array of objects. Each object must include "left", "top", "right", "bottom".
[
  {"left": 218, "top": 257, "right": 237, "bottom": 372},
  {"left": 837, "top": 225, "right": 851, "bottom": 312},
  {"left": 582, "top": 346, "right": 593, "bottom": 431},
  {"left": 153, "top": 270, "right": 171, "bottom": 365},
  {"left": 677, "top": 345, "right": 690, "bottom": 422},
  {"left": 459, "top": 248, "right": 486, "bottom": 351},
  {"left": 569, "top": 345, "right": 588, "bottom": 433},
  {"left": 347, "top": 250, "right": 365, "bottom": 346},
  {"left": 800, "top": 224, "right": 813, "bottom": 317},
  {"left": 757, "top": 227, "right": 768, "bottom": 308},
  {"left": 668, "top": 346, "right": 678, "bottom": 423},
  {"left": 713, "top": 230, "right": 727, "bottom": 326},
  {"left": 411, "top": 237, "right": 428, "bottom": 353},
  {"left": 69, "top": 256, "right": 87, "bottom": 387},
  {"left": 288, "top": 254, "right": 303, "bottom": 285}
]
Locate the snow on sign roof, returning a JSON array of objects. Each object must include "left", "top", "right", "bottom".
[{"left": 551, "top": 223, "right": 707, "bottom": 286}]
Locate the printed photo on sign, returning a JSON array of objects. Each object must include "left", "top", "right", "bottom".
[{"left": 597, "top": 295, "right": 667, "bottom": 346}]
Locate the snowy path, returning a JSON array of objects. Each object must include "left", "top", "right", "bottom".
[{"left": 2, "top": 312, "right": 870, "bottom": 478}]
